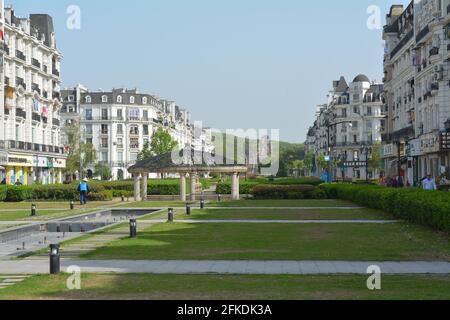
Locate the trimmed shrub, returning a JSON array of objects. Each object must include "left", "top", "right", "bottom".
[
  {"left": 88, "top": 190, "right": 113, "bottom": 201},
  {"left": 216, "top": 181, "right": 259, "bottom": 195},
  {"left": 0, "top": 186, "right": 7, "bottom": 201},
  {"left": 320, "top": 184, "right": 450, "bottom": 233},
  {"left": 251, "top": 185, "right": 316, "bottom": 199}
]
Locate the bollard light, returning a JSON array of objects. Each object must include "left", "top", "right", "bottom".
[
  {"left": 168, "top": 208, "right": 174, "bottom": 222},
  {"left": 200, "top": 199, "right": 205, "bottom": 210},
  {"left": 130, "top": 219, "right": 137, "bottom": 238},
  {"left": 217, "top": 194, "right": 222, "bottom": 202},
  {"left": 70, "top": 200, "right": 74, "bottom": 210},
  {"left": 31, "top": 204, "right": 37, "bottom": 217},
  {"left": 186, "top": 204, "right": 191, "bottom": 216},
  {"left": 49, "top": 244, "right": 60, "bottom": 275},
  {"left": 121, "top": 195, "right": 125, "bottom": 202}
]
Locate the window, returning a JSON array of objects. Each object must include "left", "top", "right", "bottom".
[
  {"left": 130, "top": 96, "right": 135, "bottom": 104},
  {"left": 101, "top": 152, "right": 108, "bottom": 162},
  {"left": 85, "top": 96, "right": 91, "bottom": 103},
  {"left": 101, "top": 108, "right": 108, "bottom": 120},
  {"left": 86, "top": 138, "right": 93, "bottom": 145},
  {"left": 365, "top": 121, "right": 372, "bottom": 130},
  {"left": 117, "top": 95, "right": 122, "bottom": 103},
  {"left": 116, "top": 109, "right": 123, "bottom": 120},
  {"left": 142, "top": 97, "right": 148, "bottom": 104},
  {"left": 85, "top": 109, "right": 93, "bottom": 120},
  {"left": 129, "top": 125, "right": 139, "bottom": 135},
  {"left": 102, "top": 95, "right": 108, "bottom": 103},
  {"left": 15, "top": 125, "right": 19, "bottom": 141},
  {"left": 128, "top": 109, "right": 140, "bottom": 121},
  {"left": 68, "top": 105, "right": 75, "bottom": 113},
  {"left": 68, "top": 95, "right": 75, "bottom": 102},
  {"left": 366, "top": 106, "right": 372, "bottom": 116},
  {"left": 353, "top": 135, "right": 358, "bottom": 143},
  {"left": 51, "top": 132, "right": 55, "bottom": 146},
  {"left": 32, "top": 127, "right": 36, "bottom": 143},
  {"left": 130, "top": 153, "right": 138, "bottom": 161},
  {"left": 117, "top": 138, "right": 124, "bottom": 148},
  {"left": 351, "top": 121, "right": 358, "bottom": 128},
  {"left": 101, "top": 124, "right": 108, "bottom": 134},
  {"left": 101, "top": 138, "right": 108, "bottom": 148},
  {"left": 117, "top": 151, "right": 123, "bottom": 162},
  {"left": 353, "top": 94, "right": 359, "bottom": 102},
  {"left": 143, "top": 110, "right": 148, "bottom": 120},
  {"left": 130, "top": 137, "right": 139, "bottom": 149},
  {"left": 117, "top": 124, "right": 123, "bottom": 135},
  {"left": 86, "top": 124, "right": 93, "bottom": 135},
  {"left": 143, "top": 125, "right": 149, "bottom": 136},
  {"left": 353, "top": 150, "right": 359, "bottom": 161},
  {"left": 341, "top": 108, "right": 347, "bottom": 118},
  {"left": 353, "top": 106, "right": 360, "bottom": 114}
]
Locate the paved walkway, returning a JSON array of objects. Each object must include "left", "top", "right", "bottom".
[
  {"left": 141, "top": 220, "right": 400, "bottom": 224},
  {"left": 0, "top": 260, "right": 449, "bottom": 275}
]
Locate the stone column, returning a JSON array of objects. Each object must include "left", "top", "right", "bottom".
[
  {"left": 190, "top": 173, "right": 197, "bottom": 201},
  {"left": 231, "top": 173, "right": 239, "bottom": 200},
  {"left": 180, "top": 173, "right": 187, "bottom": 201},
  {"left": 235, "top": 173, "right": 240, "bottom": 200},
  {"left": 141, "top": 173, "right": 148, "bottom": 201},
  {"left": 133, "top": 174, "right": 141, "bottom": 202}
]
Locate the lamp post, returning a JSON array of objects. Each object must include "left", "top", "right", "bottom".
[
  {"left": 360, "top": 146, "right": 372, "bottom": 183},
  {"left": 49, "top": 244, "right": 60, "bottom": 275},
  {"left": 186, "top": 204, "right": 191, "bottom": 216},
  {"left": 168, "top": 208, "right": 174, "bottom": 222},
  {"left": 130, "top": 219, "right": 137, "bottom": 238},
  {"left": 70, "top": 199, "right": 74, "bottom": 210},
  {"left": 31, "top": 204, "right": 37, "bottom": 217}
]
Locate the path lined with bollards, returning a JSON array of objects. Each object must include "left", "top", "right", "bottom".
[
  {"left": 0, "top": 259, "right": 449, "bottom": 275},
  {"left": 141, "top": 219, "right": 400, "bottom": 224}
]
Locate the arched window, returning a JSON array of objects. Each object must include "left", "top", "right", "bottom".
[
  {"left": 117, "top": 95, "right": 122, "bottom": 103},
  {"left": 102, "top": 95, "right": 108, "bottom": 103},
  {"left": 85, "top": 96, "right": 91, "bottom": 103},
  {"left": 130, "top": 96, "right": 135, "bottom": 104},
  {"left": 142, "top": 97, "right": 147, "bottom": 104}
]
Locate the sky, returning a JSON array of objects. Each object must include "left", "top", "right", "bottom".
[{"left": 9, "top": 0, "right": 409, "bottom": 143}]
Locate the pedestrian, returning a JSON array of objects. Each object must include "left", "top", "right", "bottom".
[
  {"left": 15, "top": 179, "right": 22, "bottom": 186},
  {"left": 422, "top": 174, "right": 437, "bottom": 191},
  {"left": 77, "top": 178, "right": 91, "bottom": 205}
]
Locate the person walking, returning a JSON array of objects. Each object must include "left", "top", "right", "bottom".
[
  {"left": 77, "top": 178, "right": 91, "bottom": 205},
  {"left": 422, "top": 174, "right": 437, "bottom": 191}
]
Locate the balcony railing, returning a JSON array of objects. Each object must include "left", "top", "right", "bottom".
[
  {"left": 52, "top": 66, "right": 60, "bottom": 77},
  {"left": 32, "top": 112, "right": 41, "bottom": 122},
  {"left": 31, "top": 58, "right": 41, "bottom": 69},
  {"left": 1, "top": 43, "right": 10, "bottom": 55},
  {"left": 15, "top": 50, "right": 26, "bottom": 61},
  {"left": 429, "top": 47, "right": 439, "bottom": 57},
  {"left": 52, "top": 118, "right": 60, "bottom": 127},
  {"left": 15, "top": 77, "right": 26, "bottom": 89},
  {"left": 16, "top": 109, "right": 27, "bottom": 119},
  {"left": 6, "top": 141, "right": 64, "bottom": 155}
]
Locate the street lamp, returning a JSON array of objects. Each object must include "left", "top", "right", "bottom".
[{"left": 360, "top": 146, "right": 372, "bottom": 183}]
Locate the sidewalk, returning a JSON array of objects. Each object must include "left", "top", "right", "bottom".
[{"left": 1, "top": 260, "right": 449, "bottom": 275}]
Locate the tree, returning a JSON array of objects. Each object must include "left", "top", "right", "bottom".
[
  {"left": 137, "top": 141, "right": 152, "bottom": 162},
  {"left": 63, "top": 123, "right": 97, "bottom": 180},
  {"left": 304, "top": 150, "right": 315, "bottom": 176},
  {"left": 292, "top": 160, "right": 305, "bottom": 177},
  {"left": 317, "top": 153, "right": 327, "bottom": 171},
  {"left": 369, "top": 142, "right": 382, "bottom": 174},
  {"left": 148, "top": 127, "right": 178, "bottom": 158},
  {"left": 94, "top": 163, "right": 112, "bottom": 181}
]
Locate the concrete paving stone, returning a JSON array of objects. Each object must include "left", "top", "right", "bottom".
[
  {"left": 281, "top": 261, "right": 302, "bottom": 274},
  {"left": 315, "top": 261, "right": 337, "bottom": 274},
  {"left": 226, "top": 261, "right": 249, "bottom": 274},
  {"left": 263, "top": 261, "right": 285, "bottom": 274},
  {"left": 298, "top": 261, "right": 319, "bottom": 274},
  {"left": 245, "top": 261, "right": 267, "bottom": 274}
]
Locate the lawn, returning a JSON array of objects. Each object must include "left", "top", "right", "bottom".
[
  {"left": 83, "top": 222, "right": 450, "bottom": 261},
  {"left": 0, "top": 273, "right": 449, "bottom": 300},
  {"left": 142, "top": 208, "right": 391, "bottom": 221},
  {"left": 0, "top": 201, "right": 121, "bottom": 210},
  {"left": 116, "top": 201, "right": 195, "bottom": 208}
]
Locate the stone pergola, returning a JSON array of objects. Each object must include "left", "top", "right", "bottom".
[{"left": 128, "top": 150, "right": 248, "bottom": 202}]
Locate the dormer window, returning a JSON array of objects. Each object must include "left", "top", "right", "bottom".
[
  {"left": 142, "top": 97, "right": 148, "bottom": 104},
  {"left": 102, "top": 95, "right": 108, "bottom": 103},
  {"left": 117, "top": 95, "right": 122, "bottom": 103},
  {"left": 85, "top": 96, "right": 92, "bottom": 103},
  {"left": 130, "top": 96, "right": 135, "bottom": 104}
]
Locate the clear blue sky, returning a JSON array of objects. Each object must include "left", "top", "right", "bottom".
[{"left": 10, "top": 0, "right": 408, "bottom": 143}]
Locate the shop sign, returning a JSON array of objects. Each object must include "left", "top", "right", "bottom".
[
  {"left": 382, "top": 144, "right": 395, "bottom": 157},
  {"left": 33, "top": 156, "right": 48, "bottom": 168},
  {"left": 343, "top": 161, "right": 367, "bottom": 168},
  {"left": 420, "top": 132, "right": 440, "bottom": 154},
  {"left": 408, "top": 139, "right": 422, "bottom": 157},
  {"left": 53, "top": 158, "right": 66, "bottom": 169},
  {"left": 47, "top": 158, "right": 54, "bottom": 169},
  {"left": 8, "top": 155, "right": 33, "bottom": 167},
  {"left": 439, "top": 132, "right": 450, "bottom": 151}
]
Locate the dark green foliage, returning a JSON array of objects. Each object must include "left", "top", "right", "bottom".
[
  {"left": 215, "top": 177, "right": 323, "bottom": 194},
  {"left": 251, "top": 185, "right": 316, "bottom": 199},
  {"left": 320, "top": 184, "right": 450, "bottom": 233}
]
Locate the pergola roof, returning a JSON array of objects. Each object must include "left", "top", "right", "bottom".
[{"left": 128, "top": 149, "right": 248, "bottom": 174}]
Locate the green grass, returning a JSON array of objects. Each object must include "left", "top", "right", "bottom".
[
  {"left": 116, "top": 201, "right": 196, "bottom": 208},
  {"left": 83, "top": 222, "right": 450, "bottom": 261},
  {"left": 208, "top": 199, "right": 359, "bottom": 207},
  {"left": 0, "top": 273, "right": 449, "bottom": 300},
  {"left": 0, "top": 209, "right": 93, "bottom": 222},
  {"left": 144, "top": 208, "right": 391, "bottom": 221},
  {"left": 0, "top": 201, "right": 120, "bottom": 210}
]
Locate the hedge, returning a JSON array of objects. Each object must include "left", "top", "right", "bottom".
[
  {"left": 320, "top": 184, "right": 450, "bottom": 233},
  {"left": 216, "top": 181, "right": 259, "bottom": 195},
  {"left": 251, "top": 185, "right": 325, "bottom": 199}
]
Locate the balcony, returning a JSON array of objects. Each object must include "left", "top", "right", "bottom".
[
  {"left": 53, "top": 92, "right": 61, "bottom": 100},
  {"left": 31, "top": 58, "right": 41, "bottom": 69},
  {"left": 31, "top": 83, "right": 41, "bottom": 95},
  {"left": 429, "top": 47, "right": 439, "bottom": 57},
  {"left": 52, "top": 118, "right": 60, "bottom": 127},
  {"left": 15, "top": 77, "right": 26, "bottom": 89},
  {"left": 32, "top": 112, "right": 41, "bottom": 122},
  {"left": 4, "top": 77, "right": 9, "bottom": 86},
  {"left": 16, "top": 108, "right": 27, "bottom": 119},
  {"left": 42, "top": 116, "right": 48, "bottom": 124},
  {"left": 1, "top": 43, "right": 10, "bottom": 55},
  {"left": 43, "top": 65, "right": 48, "bottom": 73},
  {"left": 52, "top": 66, "right": 60, "bottom": 77},
  {"left": 15, "top": 50, "right": 26, "bottom": 61},
  {"left": 43, "top": 91, "right": 48, "bottom": 99}
]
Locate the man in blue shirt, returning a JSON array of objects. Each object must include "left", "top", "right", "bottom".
[
  {"left": 422, "top": 174, "right": 437, "bottom": 191},
  {"left": 77, "top": 178, "right": 91, "bottom": 205}
]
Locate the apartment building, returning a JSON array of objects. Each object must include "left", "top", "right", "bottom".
[
  {"left": 0, "top": 3, "right": 65, "bottom": 185},
  {"left": 383, "top": 0, "right": 450, "bottom": 184},
  {"left": 305, "top": 75, "right": 385, "bottom": 181}
]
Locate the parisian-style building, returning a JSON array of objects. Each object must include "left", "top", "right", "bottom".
[
  {"left": 305, "top": 75, "right": 385, "bottom": 180},
  {"left": 0, "top": 3, "right": 65, "bottom": 185},
  {"left": 60, "top": 86, "right": 213, "bottom": 180},
  {"left": 382, "top": 0, "right": 450, "bottom": 184}
]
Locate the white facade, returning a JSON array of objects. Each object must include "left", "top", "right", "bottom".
[{"left": 0, "top": 4, "right": 65, "bottom": 185}]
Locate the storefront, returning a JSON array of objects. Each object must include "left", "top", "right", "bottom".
[
  {"left": 418, "top": 132, "right": 442, "bottom": 179},
  {"left": 32, "top": 156, "right": 66, "bottom": 185},
  {"left": 6, "top": 154, "right": 33, "bottom": 185},
  {"left": 0, "top": 151, "right": 8, "bottom": 183}
]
